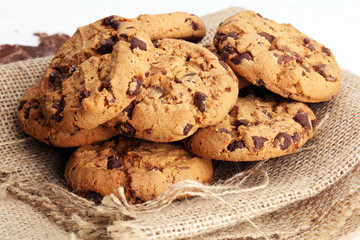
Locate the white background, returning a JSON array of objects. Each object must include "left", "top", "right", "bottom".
[{"left": 1, "top": 0, "right": 359, "bottom": 238}]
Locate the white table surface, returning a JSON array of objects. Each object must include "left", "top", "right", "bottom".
[{"left": 1, "top": 0, "right": 359, "bottom": 239}]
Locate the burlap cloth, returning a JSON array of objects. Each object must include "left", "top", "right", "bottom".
[{"left": 1, "top": 7, "right": 360, "bottom": 240}]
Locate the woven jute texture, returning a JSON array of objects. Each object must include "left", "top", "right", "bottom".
[{"left": 1, "top": 7, "right": 360, "bottom": 240}]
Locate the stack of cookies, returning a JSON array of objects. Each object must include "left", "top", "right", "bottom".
[{"left": 17, "top": 11, "right": 341, "bottom": 204}]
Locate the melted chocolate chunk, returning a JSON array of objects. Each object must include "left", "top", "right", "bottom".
[
  {"left": 292, "top": 132, "right": 300, "bottom": 143},
  {"left": 80, "top": 89, "right": 90, "bottom": 102},
  {"left": 122, "top": 101, "right": 135, "bottom": 118},
  {"left": 185, "top": 18, "right": 199, "bottom": 31},
  {"left": 97, "top": 37, "right": 116, "bottom": 55},
  {"left": 107, "top": 156, "right": 124, "bottom": 169},
  {"left": 252, "top": 136, "right": 267, "bottom": 149},
  {"left": 183, "top": 123, "right": 193, "bottom": 135},
  {"left": 103, "top": 16, "right": 120, "bottom": 30},
  {"left": 127, "top": 78, "right": 142, "bottom": 95},
  {"left": 221, "top": 45, "right": 236, "bottom": 59},
  {"left": 130, "top": 37, "right": 147, "bottom": 51},
  {"left": 227, "top": 32, "right": 239, "bottom": 39},
  {"left": 274, "top": 54, "right": 295, "bottom": 65},
  {"left": 51, "top": 99, "right": 64, "bottom": 122},
  {"left": 293, "top": 111, "right": 311, "bottom": 130},
  {"left": 85, "top": 192, "right": 103, "bottom": 205},
  {"left": 152, "top": 39, "right": 160, "bottom": 48},
  {"left": 194, "top": 92, "right": 207, "bottom": 112},
  {"left": 313, "top": 64, "right": 337, "bottom": 82},
  {"left": 230, "top": 52, "right": 253, "bottom": 65},
  {"left": 275, "top": 132, "right": 292, "bottom": 150},
  {"left": 321, "top": 47, "right": 331, "bottom": 56},
  {"left": 151, "top": 85, "right": 165, "bottom": 98},
  {"left": 99, "top": 78, "right": 111, "bottom": 92},
  {"left": 227, "top": 140, "right": 245, "bottom": 152},
  {"left": 18, "top": 100, "right": 27, "bottom": 111},
  {"left": 232, "top": 119, "right": 249, "bottom": 128},
  {"left": 258, "top": 32, "right": 274, "bottom": 43},
  {"left": 115, "top": 122, "right": 136, "bottom": 137}
]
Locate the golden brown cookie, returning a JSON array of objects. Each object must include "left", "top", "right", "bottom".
[
  {"left": 64, "top": 136, "right": 213, "bottom": 204},
  {"left": 40, "top": 20, "right": 154, "bottom": 133},
  {"left": 17, "top": 82, "right": 117, "bottom": 147},
  {"left": 184, "top": 86, "right": 318, "bottom": 161},
  {"left": 105, "top": 38, "right": 239, "bottom": 142},
  {"left": 214, "top": 10, "right": 341, "bottom": 102}
]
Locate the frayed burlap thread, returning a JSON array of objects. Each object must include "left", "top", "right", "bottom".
[{"left": 1, "top": 7, "right": 360, "bottom": 240}]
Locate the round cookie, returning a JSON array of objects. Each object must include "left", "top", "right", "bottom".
[
  {"left": 40, "top": 20, "right": 155, "bottom": 133},
  {"left": 64, "top": 136, "right": 213, "bottom": 204},
  {"left": 214, "top": 10, "right": 341, "bottom": 103},
  {"left": 105, "top": 38, "right": 239, "bottom": 142},
  {"left": 184, "top": 86, "right": 318, "bottom": 161},
  {"left": 18, "top": 82, "right": 118, "bottom": 147}
]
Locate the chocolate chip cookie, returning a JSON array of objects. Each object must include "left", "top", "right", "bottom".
[
  {"left": 214, "top": 11, "right": 341, "bottom": 102},
  {"left": 18, "top": 82, "right": 117, "bottom": 147},
  {"left": 64, "top": 136, "right": 213, "bottom": 204},
  {"left": 105, "top": 38, "right": 239, "bottom": 142},
  {"left": 40, "top": 20, "right": 154, "bottom": 133},
  {"left": 184, "top": 86, "right": 318, "bottom": 161}
]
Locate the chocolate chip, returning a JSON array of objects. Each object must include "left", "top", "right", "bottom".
[
  {"left": 232, "top": 119, "right": 249, "bottom": 128},
  {"left": 304, "top": 38, "right": 310, "bottom": 44},
  {"left": 322, "top": 47, "right": 331, "bottom": 56},
  {"left": 80, "top": 89, "right": 90, "bottom": 102},
  {"left": 219, "top": 128, "right": 230, "bottom": 134},
  {"left": 185, "top": 18, "right": 199, "bottom": 31},
  {"left": 186, "top": 55, "right": 192, "bottom": 61},
  {"left": 252, "top": 136, "right": 267, "bottom": 149},
  {"left": 221, "top": 45, "right": 236, "bottom": 58},
  {"left": 227, "top": 140, "right": 245, "bottom": 152},
  {"left": 214, "top": 33, "right": 225, "bottom": 43},
  {"left": 130, "top": 37, "right": 147, "bottom": 51},
  {"left": 229, "top": 106, "right": 239, "bottom": 117},
  {"left": 115, "top": 122, "right": 136, "bottom": 137},
  {"left": 293, "top": 111, "right": 311, "bottom": 130},
  {"left": 226, "top": 32, "right": 239, "bottom": 39},
  {"left": 174, "top": 77, "right": 182, "bottom": 83},
  {"left": 51, "top": 100, "right": 64, "bottom": 123},
  {"left": 194, "top": 92, "right": 207, "bottom": 112},
  {"left": 275, "top": 54, "right": 294, "bottom": 65},
  {"left": 306, "top": 45, "right": 315, "bottom": 51},
  {"left": 107, "top": 156, "right": 124, "bottom": 169},
  {"left": 103, "top": 16, "right": 120, "bottom": 30},
  {"left": 313, "top": 64, "right": 337, "bottom": 82},
  {"left": 262, "top": 109, "right": 272, "bottom": 118},
  {"left": 275, "top": 132, "right": 292, "bottom": 150},
  {"left": 99, "top": 78, "right": 111, "bottom": 92},
  {"left": 258, "top": 32, "right": 274, "bottom": 43},
  {"left": 293, "top": 52, "right": 303, "bottom": 64},
  {"left": 85, "top": 192, "right": 103, "bottom": 205},
  {"left": 311, "top": 119, "right": 318, "bottom": 129},
  {"left": 292, "top": 132, "right": 300, "bottom": 142},
  {"left": 230, "top": 52, "right": 253, "bottom": 65},
  {"left": 122, "top": 101, "right": 135, "bottom": 118},
  {"left": 152, "top": 39, "right": 160, "bottom": 48},
  {"left": 97, "top": 37, "right": 115, "bottom": 55},
  {"left": 127, "top": 78, "right": 142, "bottom": 95},
  {"left": 183, "top": 123, "right": 193, "bottom": 135}
]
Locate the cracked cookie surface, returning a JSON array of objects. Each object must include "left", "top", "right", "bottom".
[
  {"left": 64, "top": 136, "right": 213, "bottom": 204},
  {"left": 214, "top": 10, "right": 341, "bottom": 102},
  {"left": 40, "top": 20, "right": 154, "bottom": 133},
  {"left": 184, "top": 86, "right": 318, "bottom": 161},
  {"left": 18, "top": 82, "right": 117, "bottom": 147},
  {"left": 105, "top": 38, "right": 239, "bottom": 142}
]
